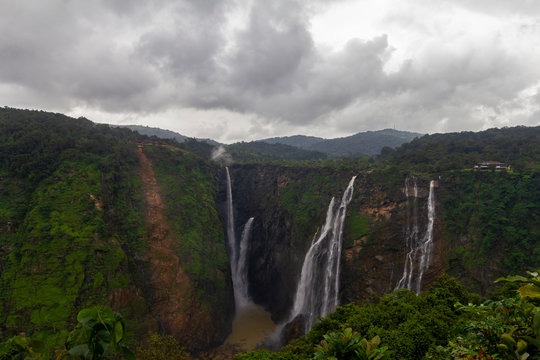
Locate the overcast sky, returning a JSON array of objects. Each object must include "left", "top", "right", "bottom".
[{"left": 1, "top": 0, "right": 540, "bottom": 143}]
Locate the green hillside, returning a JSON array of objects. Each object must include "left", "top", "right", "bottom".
[
  {"left": 380, "top": 126, "right": 540, "bottom": 172},
  {"left": 0, "top": 107, "right": 232, "bottom": 355},
  {"left": 0, "top": 108, "right": 538, "bottom": 359}
]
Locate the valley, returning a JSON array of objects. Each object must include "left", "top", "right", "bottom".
[{"left": 0, "top": 108, "right": 539, "bottom": 359}]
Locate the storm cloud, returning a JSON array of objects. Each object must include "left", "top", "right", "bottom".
[{"left": 1, "top": 0, "right": 539, "bottom": 142}]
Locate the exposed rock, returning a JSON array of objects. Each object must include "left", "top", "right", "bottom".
[
  {"left": 282, "top": 314, "right": 307, "bottom": 345},
  {"left": 138, "top": 148, "right": 231, "bottom": 351}
]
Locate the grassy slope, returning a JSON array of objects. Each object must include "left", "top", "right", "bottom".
[
  {"left": 0, "top": 108, "right": 232, "bottom": 352},
  {"left": 0, "top": 155, "right": 140, "bottom": 349}
]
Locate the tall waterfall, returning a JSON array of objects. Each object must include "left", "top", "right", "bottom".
[
  {"left": 225, "top": 167, "right": 253, "bottom": 310},
  {"left": 287, "top": 176, "right": 356, "bottom": 333},
  {"left": 236, "top": 217, "right": 254, "bottom": 309},
  {"left": 416, "top": 180, "right": 435, "bottom": 294},
  {"left": 395, "top": 178, "right": 436, "bottom": 294},
  {"left": 395, "top": 177, "right": 419, "bottom": 290}
]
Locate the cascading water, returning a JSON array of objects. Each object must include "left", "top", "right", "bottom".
[
  {"left": 395, "top": 178, "right": 436, "bottom": 294},
  {"left": 395, "top": 176, "right": 419, "bottom": 290},
  {"left": 236, "top": 217, "right": 254, "bottom": 308},
  {"left": 416, "top": 180, "right": 435, "bottom": 294},
  {"left": 225, "top": 167, "right": 253, "bottom": 310},
  {"left": 224, "top": 169, "right": 275, "bottom": 351},
  {"left": 286, "top": 176, "right": 356, "bottom": 333}
]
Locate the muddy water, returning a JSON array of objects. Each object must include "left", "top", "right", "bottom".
[{"left": 225, "top": 303, "right": 276, "bottom": 352}]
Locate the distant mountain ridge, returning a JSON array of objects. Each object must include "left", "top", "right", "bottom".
[
  {"left": 227, "top": 141, "right": 328, "bottom": 162},
  {"left": 115, "top": 124, "right": 220, "bottom": 146},
  {"left": 260, "top": 129, "right": 423, "bottom": 156}
]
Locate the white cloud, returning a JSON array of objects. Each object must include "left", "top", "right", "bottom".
[{"left": 1, "top": 0, "right": 539, "bottom": 143}]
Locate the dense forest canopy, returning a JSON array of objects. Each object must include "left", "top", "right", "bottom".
[{"left": 380, "top": 126, "right": 540, "bottom": 172}]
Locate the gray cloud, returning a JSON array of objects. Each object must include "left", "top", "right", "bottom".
[
  {"left": 0, "top": 0, "right": 538, "bottom": 142},
  {"left": 227, "top": 1, "right": 313, "bottom": 93}
]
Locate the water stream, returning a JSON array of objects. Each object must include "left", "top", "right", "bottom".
[
  {"left": 224, "top": 168, "right": 275, "bottom": 351},
  {"left": 285, "top": 176, "right": 357, "bottom": 333},
  {"left": 395, "top": 178, "right": 436, "bottom": 294},
  {"left": 225, "top": 167, "right": 252, "bottom": 310}
]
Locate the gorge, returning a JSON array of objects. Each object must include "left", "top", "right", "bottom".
[{"left": 0, "top": 109, "right": 538, "bottom": 358}]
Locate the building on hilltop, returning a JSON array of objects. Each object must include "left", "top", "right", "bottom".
[{"left": 473, "top": 161, "right": 510, "bottom": 171}]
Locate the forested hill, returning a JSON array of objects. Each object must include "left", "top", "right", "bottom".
[
  {"left": 260, "top": 129, "right": 422, "bottom": 156},
  {"left": 0, "top": 107, "right": 234, "bottom": 354},
  {"left": 1, "top": 107, "right": 539, "bottom": 359},
  {"left": 380, "top": 126, "right": 540, "bottom": 172},
  {"left": 115, "top": 124, "right": 220, "bottom": 146}
]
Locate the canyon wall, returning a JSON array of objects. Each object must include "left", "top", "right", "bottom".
[{"left": 226, "top": 165, "right": 539, "bottom": 323}]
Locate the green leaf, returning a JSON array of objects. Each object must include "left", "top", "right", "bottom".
[
  {"left": 495, "top": 275, "right": 529, "bottom": 283},
  {"left": 12, "top": 336, "right": 27, "bottom": 349},
  {"left": 77, "top": 307, "right": 97, "bottom": 325},
  {"left": 522, "top": 336, "right": 540, "bottom": 349},
  {"left": 114, "top": 321, "right": 124, "bottom": 344},
  {"left": 371, "top": 335, "right": 381, "bottom": 347},
  {"left": 533, "top": 311, "right": 540, "bottom": 336},
  {"left": 519, "top": 284, "right": 540, "bottom": 299},
  {"left": 68, "top": 344, "right": 90, "bottom": 357}
]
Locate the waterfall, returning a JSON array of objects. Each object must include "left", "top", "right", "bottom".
[
  {"left": 416, "top": 180, "right": 435, "bottom": 294},
  {"left": 237, "top": 217, "right": 254, "bottom": 309},
  {"left": 225, "top": 167, "right": 253, "bottom": 310},
  {"left": 395, "top": 177, "right": 419, "bottom": 290},
  {"left": 225, "top": 167, "right": 236, "bottom": 269},
  {"left": 395, "top": 178, "right": 436, "bottom": 294},
  {"left": 287, "top": 176, "right": 356, "bottom": 333}
]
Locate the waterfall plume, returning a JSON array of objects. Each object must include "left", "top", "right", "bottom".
[
  {"left": 286, "top": 176, "right": 356, "bottom": 333},
  {"left": 416, "top": 180, "right": 435, "bottom": 294},
  {"left": 395, "top": 177, "right": 436, "bottom": 294},
  {"left": 236, "top": 217, "right": 254, "bottom": 309},
  {"left": 225, "top": 167, "right": 253, "bottom": 310}
]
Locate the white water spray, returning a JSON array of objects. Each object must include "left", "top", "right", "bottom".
[
  {"left": 416, "top": 180, "right": 435, "bottom": 294},
  {"left": 286, "top": 176, "right": 356, "bottom": 333},
  {"left": 395, "top": 178, "right": 436, "bottom": 294},
  {"left": 236, "top": 217, "right": 254, "bottom": 308},
  {"left": 225, "top": 167, "right": 253, "bottom": 309}
]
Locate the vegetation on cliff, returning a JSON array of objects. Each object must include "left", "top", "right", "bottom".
[
  {"left": 1, "top": 107, "right": 538, "bottom": 358},
  {"left": 441, "top": 171, "right": 540, "bottom": 291},
  {"left": 142, "top": 145, "right": 231, "bottom": 312},
  {"left": 0, "top": 108, "right": 232, "bottom": 353},
  {"left": 0, "top": 108, "right": 146, "bottom": 351}
]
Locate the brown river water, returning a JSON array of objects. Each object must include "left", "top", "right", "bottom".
[{"left": 224, "top": 303, "right": 277, "bottom": 352}]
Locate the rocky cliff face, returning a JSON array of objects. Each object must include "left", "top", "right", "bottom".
[
  {"left": 341, "top": 177, "right": 447, "bottom": 302},
  {"left": 225, "top": 164, "right": 357, "bottom": 321},
  {"left": 224, "top": 164, "right": 539, "bottom": 325},
  {"left": 224, "top": 166, "right": 517, "bottom": 323}
]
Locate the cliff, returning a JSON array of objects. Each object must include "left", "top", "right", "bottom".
[
  {"left": 225, "top": 164, "right": 539, "bottom": 323},
  {"left": 0, "top": 109, "right": 233, "bottom": 353}
]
